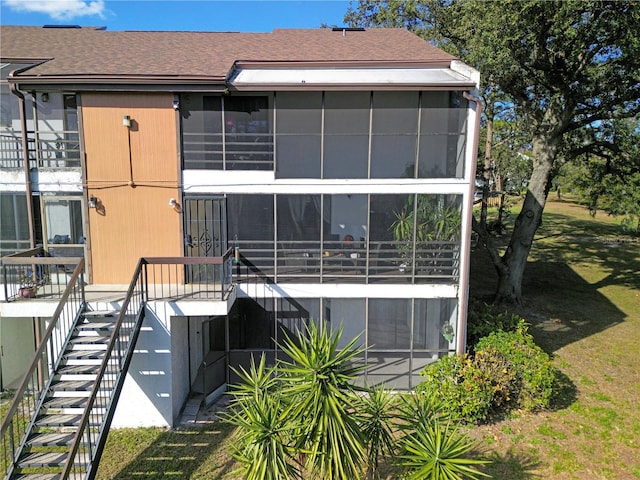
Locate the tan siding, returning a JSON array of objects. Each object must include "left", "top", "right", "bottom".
[{"left": 82, "top": 93, "right": 182, "bottom": 284}]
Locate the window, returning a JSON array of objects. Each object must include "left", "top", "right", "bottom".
[
  {"left": 370, "top": 92, "right": 419, "bottom": 178},
  {"left": 35, "top": 93, "right": 80, "bottom": 168},
  {"left": 42, "top": 196, "right": 84, "bottom": 256},
  {"left": 0, "top": 193, "right": 31, "bottom": 255},
  {"left": 227, "top": 194, "right": 274, "bottom": 273},
  {"left": 323, "top": 92, "right": 369, "bottom": 179},
  {"left": 224, "top": 96, "right": 273, "bottom": 170},
  {"left": 275, "top": 92, "right": 322, "bottom": 178},
  {"left": 418, "top": 92, "right": 468, "bottom": 178},
  {"left": 182, "top": 94, "right": 273, "bottom": 170}
]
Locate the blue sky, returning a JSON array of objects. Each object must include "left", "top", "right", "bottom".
[{"left": 0, "top": 0, "right": 352, "bottom": 32}]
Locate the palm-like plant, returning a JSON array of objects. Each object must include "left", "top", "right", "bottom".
[
  {"left": 391, "top": 195, "right": 462, "bottom": 275},
  {"left": 225, "top": 354, "right": 301, "bottom": 479},
  {"left": 396, "top": 420, "right": 490, "bottom": 480},
  {"left": 357, "top": 385, "right": 398, "bottom": 479},
  {"left": 278, "top": 322, "right": 367, "bottom": 480}
]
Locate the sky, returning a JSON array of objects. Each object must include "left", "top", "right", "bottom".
[{"left": 0, "top": 0, "right": 353, "bottom": 32}]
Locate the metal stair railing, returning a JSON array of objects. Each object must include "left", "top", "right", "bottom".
[
  {"left": 1, "top": 252, "right": 234, "bottom": 478},
  {"left": 1, "top": 258, "right": 86, "bottom": 478},
  {"left": 60, "top": 257, "right": 147, "bottom": 480},
  {"left": 235, "top": 252, "right": 310, "bottom": 328}
]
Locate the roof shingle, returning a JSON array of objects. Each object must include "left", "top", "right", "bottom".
[{"left": 0, "top": 26, "right": 456, "bottom": 81}]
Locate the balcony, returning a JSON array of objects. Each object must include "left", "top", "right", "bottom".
[
  {"left": 1, "top": 247, "right": 235, "bottom": 304},
  {"left": 0, "top": 131, "right": 80, "bottom": 170}
]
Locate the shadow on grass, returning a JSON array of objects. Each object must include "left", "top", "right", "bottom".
[
  {"left": 470, "top": 200, "right": 635, "bottom": 355},
  {"left": 480, "top": 449, "right": 543, "bottom": 479},
  {"left": 98, "top": 422, "right": 237, "bottom": 480},
  {"left": 550, "top": 368, "right": 578, "bottom": 411}
]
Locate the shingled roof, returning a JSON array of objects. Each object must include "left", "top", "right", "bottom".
[{"left": 0, "top": 26, "right": 456, "bottom": 85}]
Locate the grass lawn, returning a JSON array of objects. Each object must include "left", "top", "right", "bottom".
[
  {"left": 95, "top": 197, "right": 640, "bottom": 479},
  {"left": 467, "top": 197, "right": 640, "bottom": 479}
]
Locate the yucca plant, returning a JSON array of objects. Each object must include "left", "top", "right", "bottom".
[
  {"left": 278, "top": 322, "right": 367, "bottom": 480},
  {"left": 357, "top": 384, "right": 398, "bottom": 479},
  {"left": 395, "top": 390, "right": 447, "bottom": 429},
  {"left": 396, "top": 420, "right": 490, "bottom": 480},
  {"left": 225, "top": 354, "right": 301, "bottom": 480}
]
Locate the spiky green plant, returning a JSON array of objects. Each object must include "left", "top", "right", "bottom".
[
  {"left": 357, "top": 385, "right": 398, "bottom": 479},
  {"left": 395, "top": 390, "right": 448, "bottom": 429},
  {"left": 278, "top": 322, "right": 367, "bottom": 480},
  {"left": 397, "top": 420, "right": 490, "bottom": 480},
  {"left": 225, "top": 354, "right": 301, "bottom": 480}
]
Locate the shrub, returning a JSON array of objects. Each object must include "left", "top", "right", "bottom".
[
  {"left": 417, "top": 353, "right": 494, "bottom": 424},
  {"left": 475, "top": 328, "right": 556, "bottom": 412},
  {"left": 466, "top": 300, "right": 525, "bottom": 349},
  {"left": 418, "top": 324, "right": 557, "bottom": 422}
]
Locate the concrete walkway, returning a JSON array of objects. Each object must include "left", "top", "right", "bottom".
[{"left": 178, "top": 394, "right": 231, "bottom": 427}]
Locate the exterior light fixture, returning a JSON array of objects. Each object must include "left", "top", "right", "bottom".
[
  {"left": 122, "top": 115, "right": 131, "bottom": 128},
  {"left": 172, "top": 99, "right": 180, "bottom": 110},
  {"left": 41, "top": 93, "right": 49, "bottom": 102},
  {"left": 88, "top": 195, "right": 97, "bottom": 208},
  {"left": 169, "top": 198, "right": 177, "bottom": 207}
]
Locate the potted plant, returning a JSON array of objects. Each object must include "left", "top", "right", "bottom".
[
  {"left": 19, "top": 272, "right": 38, "bottom": 298},
  {"left": 19, "top": 270, "right": 48, "bottom": 299},
  {"left": 391, "top": 195, "right": 462, "bottom": 276}
]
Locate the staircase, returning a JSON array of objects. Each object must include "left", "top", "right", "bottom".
[
  {"left": 7, "top": 310, "right": 124, "bottom": 479},
  {"left": 2, "top": 258, "right": 147, "bottom": 480}
]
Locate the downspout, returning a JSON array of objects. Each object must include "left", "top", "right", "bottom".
[
  {"left": 9, "top": 81, "right": 36, "bottom": 250},
  {"left": 457, "top": 91, "right": 483, "bottom": 355},
  {"left": 10, "top": 79, "right": 42, "bottom": 387}
]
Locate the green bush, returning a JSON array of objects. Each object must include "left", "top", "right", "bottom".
[
  {"left": 417, "top": 353, "right": 494, "bottom": 424},
  {"left": 466, "top": 300, "right": 525, "bottom": 349},
  {"left": 418, "top": 324, "right": 557, "bottom": 423},
  {"left": 475, "top": 328, "right": 556, "bottom": 412}
]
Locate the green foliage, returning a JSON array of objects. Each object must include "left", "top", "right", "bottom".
[
  {"left": 357, "top": 385, "right": 398, "bottom": 478},
  {"left": 419, "top": 324, "right": 557, "bottom": 422},
  {"left": 475, "top": 329, "right": 556, "bottom": 412},
  {"left": 225, "top": 355, "right": 300, "bottom": 480},
  {"left": 417, "top": 353, "right": 494, "bottom": 424},
  {"left": 391, "top": 195, "right": 462, "bottom": 274},
  {"left": 466, "top": 300, "right": 528, "bottom": 349},
  {"left": 226, "top": 324, "right": 490, "bottom": 479},
  {"left": 278, "top": 322, "right": 367, "bottom": 479},
  {"left": 396, "top": 420, "right": 490, "bottom": 480},
  {"left": 557, "top": 119, "right": 640, "bottom": 236}
]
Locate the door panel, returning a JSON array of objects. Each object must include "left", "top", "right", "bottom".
[{"left": 184, "top": 196, "right": 227, "bottom": 283}]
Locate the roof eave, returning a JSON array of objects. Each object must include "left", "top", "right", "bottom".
[
  {"left": 7, "top": 74, "right": 228, "bottom": 92},
  {"left": 229, "top": 82, "right": 477, "bottom": 92}
]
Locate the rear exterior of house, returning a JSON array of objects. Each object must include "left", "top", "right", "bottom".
[{"left": 0, "top": 25, "right": 480, "bottom": 428}]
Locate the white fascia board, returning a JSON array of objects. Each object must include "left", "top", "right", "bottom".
[
  {"left": 229, "top": 67, "right": 475, "bottom": 90},
  {"left": 183, "top": 170, "right": 471, "bottom": 195},
  {"left": 236, "top": 282, "right": 458, "bottom": 300},
  {"left": 450, "top": 60, "right": 481, "bottom": 91}
]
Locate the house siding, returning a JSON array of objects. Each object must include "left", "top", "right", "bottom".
[{"left": 82, "top": 93, "right": 182, "bottom": 283}]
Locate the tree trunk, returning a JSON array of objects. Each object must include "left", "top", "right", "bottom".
[{"left": 494, "top": 132, "right": 559, "bottom": 304}]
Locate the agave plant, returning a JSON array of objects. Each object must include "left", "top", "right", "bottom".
[{"left": 277, "top": 322, "right": 367, "bottom": 480}]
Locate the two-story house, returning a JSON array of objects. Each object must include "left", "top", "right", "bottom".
[{"left": 0, "top": 25, "right": 480, "bottom": 429}]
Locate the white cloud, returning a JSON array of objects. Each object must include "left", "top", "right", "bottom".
[{"left": 4, "top": 0, "right": 106, "bottom": 20}]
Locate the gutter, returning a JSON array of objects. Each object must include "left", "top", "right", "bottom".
[
  {"left": 457, "top": 91, "right": 484, "bottom": 355},
  {"left": 8, "top": 80, "right": 35, "bottom": 250}
]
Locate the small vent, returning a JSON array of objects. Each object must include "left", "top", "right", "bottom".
[{"left": 332, "top": 27, "right": 366, "bottom": 32}]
